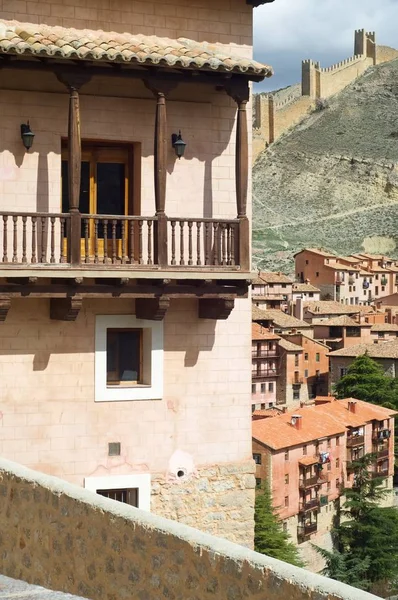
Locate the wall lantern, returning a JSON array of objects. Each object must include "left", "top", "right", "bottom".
[
  {"left": 20, "top": 121, "right": 35, "bottom": 151},
  {"left": 171, "top": 131, "right": 186, "bottom": 159}
]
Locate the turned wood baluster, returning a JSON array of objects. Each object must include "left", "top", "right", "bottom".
[
  {"left": 12, "top": 216, "right": 17, "bottom": 263},
  {"left": 2, "top": 216, "right": 7, "bottom": 262},
  {"left": 221, "top": 223, "right": 227, "bottom": 265},
  {"left": 40, "top": 217, "right": 46, "bottom": 263},
  {"left": 230, "top": 224, "right": 236, "bottom": 266},
  {"left": 179, "top": 220, "right": 185, "bottom": 266},
  {"left": 213, "top": 222, "right": 219, "bottom": 265},
  {"left": 226, "top": 224, "right": 231, "bottom": 266},
  {"left": 84, "top": 218, "right": 89, "bottom": 263},
  {"left": 205, "top": 222, "right": 210, "bottom": 266},
  {"left": 60, "top": 218, "right": 65, "bottom": 263},
  {"left": 196, "top": 222, "right": 201, "bottom": 266},
  {"left": 94, "top": 219, "right": 99, "bottom": 264},
  {"left": 111, "top": 219, "right": 117, "bottom": 264},
  {"left": 129, "top": 221, "right": 134, "bottom": 264},
  {"left": 138, "top": 220, "right": 143, "bottom": 264},
  {"left": 188, "top": 220, "right": 193, "bottom": 266},
  {"left": 22, "top": 216, "right": 27, "bottom": 263},
  {"left": 147, "top": 220, "right": 152, "bottom": 265},
  {"left": 50, "top": 217, "right": 55, "bottom": 263},
  {"left": 171, "top": 220, "right": 176, "bottom": 266},
  {"left": 31, "top": 216, "right": 37, "bottom": 263},
  {"left": 121, "top": 221, "right": 126, "bottom": 264},
  {"left": 103, "top": 219, "right": 108, "bottom": 264}
]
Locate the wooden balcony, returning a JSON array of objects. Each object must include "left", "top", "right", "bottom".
[
  {"left": 252, "top": 369, "right": 279, "bottom": 379},
  {"left": 297, "top": 523, "right": 317, "bottom": 541},
  {"left": 299, "top": 476, "right": 321, "bottom": 489},
  {"left": 371, "top": 467, "right": 389, "bottom": 479},
  {"left": 298, "top": 498, "right": 320, "bottom": 512},
  {"left": 375, "top": 448, "right": 389, "bottom": 460},
  {"left": 346, "top": 435, "right": 364, "bottom": 448}
]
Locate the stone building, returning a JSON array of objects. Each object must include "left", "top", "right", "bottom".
[
  {"left": 252, "top": 271, "right": 293, "bottom": 310},
  {"left": 0, "top": 0, "right": 275, "bottom": 547},
  {"left": 329, "top": 339, "right": 398, "bottom": 387},
  {"left": 252, "top": 398, "right": 396, "bottom": 571}
]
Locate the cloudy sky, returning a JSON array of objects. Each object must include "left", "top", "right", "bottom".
[{"left": 253, "top": 0, "right": 398, "bottom": 92}]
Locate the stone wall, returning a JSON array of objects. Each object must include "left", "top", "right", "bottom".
[{"left": 0, "top": 458, "right": 381, "bottom": 600}]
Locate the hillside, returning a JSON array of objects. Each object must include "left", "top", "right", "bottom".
[{"left": 253, "top": 58, "right": 398, "bottom": 273}]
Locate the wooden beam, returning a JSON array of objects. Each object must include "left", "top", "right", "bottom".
[
  {"left": 0, "top": 296, "right": 11, "bottom": 321},
  {"left": 135, "top": 296, "right": 170, "bottom": 320},
  {"left": 50, "top": 296, "right": 83, "bottom": 321},
  {"left": 198, "top": 298, "right": 235, "bottom": 320}
]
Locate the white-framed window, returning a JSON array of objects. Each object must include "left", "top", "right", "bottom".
[
  {"left": 84, "top": 473, "right": 151, "bottom": 511},
  {"left": 95, "top": 315, "right": 163, "bottom": 402}
]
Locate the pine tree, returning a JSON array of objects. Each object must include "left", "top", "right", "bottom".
[
  {"left": 254, "top": 483, "right": 304, "bottom": 567},
  {"left": 334, "top": 353, "right": 398, "bottom": 409},
  {"left": 316, "top": 455, "right": 398, "bottom": 596}
]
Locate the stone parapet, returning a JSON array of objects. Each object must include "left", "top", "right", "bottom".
[{"left": 0, "top": 458, "right": 381, "bottom": 600}]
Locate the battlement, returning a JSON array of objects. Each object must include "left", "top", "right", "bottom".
[{"left": 253, "top": 28, "right": 398, "bottom": 161}]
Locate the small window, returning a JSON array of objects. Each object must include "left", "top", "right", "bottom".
[
  {"left": 316, "top": 353, "right": 320, "bottom": 362},
  {"left": 284, "top": 496, "right": 289, "bottom": 507},
  {"left": 252, "top": 384, "right": 256, "bottom": 394},
  {"left": 382, "top": 286, "right": 385, "bottom": 292},
  {"left": 284, "top": 474, "right": 289, "bottom": 484},
  {"left": 336, "top": 458, "right": 339, "bottom": 468},
  {"left": 340, "top": 368, "right": 347, "bottom": 377},
  {"left": 261, "top": 403, "right": 266, "bottom": 410},
  {"left": 378, "top": 332, "right": 385, "bottom": 339},
  {"left": 309, "top": 292, "right": 314, "bottom": 298},
  {"left": 304, "top": 369, "right": 308, "bottom": 378},
  {"left": 106, "top": 329, "right": 142, "bottom": 385},
  {"left": 282, "top": 521, "right": 288, "bottom": 532},
  {"left": 303, "top": 445, "right": 307, "bottom": 455},
  {"left": 305, "top": 260, "right": 309, "bottom": 265},
  {"left": 284, "top": 450, "right": 289, "bottom": 461},
  {"left": 255, "top": 478, "right": 262, "bottom": 488},
  {"left": 261, "top": 383, "right": 266, "bottom": 393},
  {"left": 251, "top": 404, "right": 255, "bottom": 412},
  {"left": 327, "top": 438, "right": 331, "bottom": 448},
  {"left": 253, "top": 453, "right": 262, "bottom": 465},
  {"left": 376, "top": 274, "right": 379, "bottom": 280},
  {"left": 336, "top": 437, "right": 340, "bottom": 446},
  {"left": 293, "top": 389, "right": 300, "bottom": 400},
  {"left": 336, "top": 479, "right": 340, "bottom": 488},
  {"left": 304, "top": 353, "right": 309, "bottom": 361},
  {"left": 282, "top": 284, "right": 287, "bottom": 288},
  {"left": 295, "top": 354, "right": 299, "bottom": 367},
  {"left": 316, "top": 272, "right": 319, "bottom": 277},
  {"left": 269, "top": 382, "right": 274, "bottom": 392},
  {"left": 97, "top": 488, "right": 138, "bottom": 507},
  {"left": 315, "top": 369, "right": 320, "bottom": 378}
]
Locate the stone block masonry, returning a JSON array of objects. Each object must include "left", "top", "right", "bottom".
[{"left": 0, "top": 458, "right": 381, "bottom": 600}]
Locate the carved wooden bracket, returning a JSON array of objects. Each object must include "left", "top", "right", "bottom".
[
  {"left": 198, "top": 298, "right": 235, "bottom": 320},
  {"left": 0, "top": 297, "right": 11, "bottom": 322},
  {"left": 55, "top": 72, "right": 92, "bottom": 91},
  {"left": 143, "top": 79, "right": 178, "bottom": 97},
  {"left": 223, "top": 78, "right": 250, "bottom": 104},
  {"left": 135, "top": 296, "right": 170, "bottom": 321},
  {"left": 50, "top": 296, "right": 83, "bottom": 321}
]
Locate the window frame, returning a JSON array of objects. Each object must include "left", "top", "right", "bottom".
[
  {"left": 84, "top": 473, "right": 151, "bottom": 510},
  {"left": 106, "top": 328, "right": 143, "bottom": 386},
  {"left": 95, "top": 315, "right": 163, "bottom": 402}
]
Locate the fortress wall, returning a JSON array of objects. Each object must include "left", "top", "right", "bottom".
[
  {"left": 274, "top": 96, "right": 314, "bottom": 140},
  {"left": 320, "top": 56, "right": 373, "bottom": 98}
]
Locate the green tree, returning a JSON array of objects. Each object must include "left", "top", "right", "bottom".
[
  {"left": 254, "top": 483, "right": 304, "bottom": 567},
  {"left": 316, "top": 455, "right": 398, "bottom": 596},
  {"left": 334, "top": 353, "right": 398, "bottom": 409}
]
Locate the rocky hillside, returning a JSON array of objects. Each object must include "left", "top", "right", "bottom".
[{"left": 253, "top": 58, "right": 398, "bottom": 273}]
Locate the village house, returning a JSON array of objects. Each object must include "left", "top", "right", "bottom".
[
  {"left": 329, "top": 340, "right": 398, "bottom": 386},
  {"left": 312, "top": 315, "right": 372, "bottom": 351},
  {"left": 252, "top": 398, "right": 396, "bottom": 571},
  {"left": 370, "top": 323, "right": 398, "bottom": 342},
  {"left": 280, "top": 332, "right": 329, "bottom": 399},
  {"left": 252, "top": 306, "right": 313, "bottom": 336},
  {"left": 291, "top": 282, "right": 321, "bottom": 306},
  {"left": 296, "top": 299, "right": 362, "bottom": 324},
  {"left": 0, "top": 0, "right": 275, "bottom": 547},
  {"left": 251, "top": 323, "right": 279, "bottom": 410},
  {"left": 252, "top": 271, "right": 293, "bottom": 310}
]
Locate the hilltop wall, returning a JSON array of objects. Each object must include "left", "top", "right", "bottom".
[{"left": 253, "top": 30, "right": 398, "bottom": 161}]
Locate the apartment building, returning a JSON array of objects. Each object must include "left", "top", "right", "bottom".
[
  {"left": 252, "top": 323, "right": 279, "bottom": 409},
  {"left": 295, "top": 249, "right": 398, "bottom": 304},
  {"left": 329, "top": 340, "right": 398, "bottom": 386},
  {"left": 252, "top": 272, "right": 293, "bottom": 310},
  {"left": 0, "top": 0, "right": 275, "bottom": 547},
  {"left": 292, "top": 283, "right": 321, "bottom": 306},
  {"left": 281, "top": 333, "right": 329, "bottom": 399},
  {"left": 252, "top": 398, "right": 396, "bottom": 570},
  {"left": 295, "top": 300, "right": 362, "bottom": 324}
]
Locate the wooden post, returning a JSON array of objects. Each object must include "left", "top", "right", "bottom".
[
  {"left": 144, "top": 80, "right": 177, "bottom": 268},
  {"left": 56, "top": 73, "right": 90, "bottom": 266},
  {"left": 225, "top": 79, "right": 250, "bottom": 272},
  {"left": 68, "top": 85, "right": 82, "bottom": 266}
]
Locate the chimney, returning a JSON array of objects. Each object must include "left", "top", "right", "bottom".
[
  {"left": 305, "top": 278, "right": 310, "bottom": 284},
  {"left": 291, "top": 414, "right": 303, "bottom": 429},
  {"left": 348, "top": 400, "right": 357, "bottom": 414},
  {"left": 269, "top": 324, "right": 275, "bottom": 334},
  {"left": 295, "top": 297, "right": 304, "bottom": 321}
]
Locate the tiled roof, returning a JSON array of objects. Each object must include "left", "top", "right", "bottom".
[
  {"left": 371, "top": 323, "right": 398, "bottom": 331},
  {"left": 304, "top": 301, "right": 360, "bottom": 315},
  {"left": 316, "top": 315, "right": 362, "bottom": 327},
  {"left": 292, "top": 283, "right": 320, "bottom": 293},
  {"left": 252, "top": 408, "right": 281, "bottom": 419},
  {"left": 252, "top": 398, "right": 396, "bottom": 450},
  {"left": 294, "top": 248, "right": 336, "bottom": 258},
  {"left": 252, "top": 307, "right": 310, "bottom": 328},
  {"left": 252, "top": 323, "right": 280, "bottom": 341},
  {"left": 0, "top": 19, "right": 273, "bottom": 78},
  {"left": 278, "top": 338, "right": 303, "bottom": 352},
  {"left": 257, "top": 271, "right": 293, "bottom": 284},
  {"left": 329, "top": 339, "right": 398, "bottom": 358},
  {"left": 340, "top": 256, "right": 362, "bottom": 263}
]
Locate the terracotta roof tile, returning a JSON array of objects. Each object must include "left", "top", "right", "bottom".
[
  {"left": 0, "top": 20, "right": 272, "bottom": 78},
  {"left": 329, "top": 339, "right": 398, "bottom": 358},
  {"left": 278, "top": 338, "right": 303, "bottom": 352},
  {"left": 252, "top": 408, "right": 281, "bottom": 419},
  {"left": 292, "top": 283, "right": 320, "bottom": 293},
  {"left": 257, "top": 271, "right": 293, "bottom": 284},
  {"left": 252, "top": 398, "right": 396, "bottom": 450},
  {"left": 252, "top": 307, "right": 310, "bottom": 328},
  {"left": 316, "top": 315, "right": 362, "bottom": 327},
  {"left": 371, "top": 323, "right": 398, "bottom": 331},
  {"left": 251, "top": 323, "right": 280, "bottom": 341},
  {"left": 304, "top": 301, "right": 360, "bottom": 315},
  {"left": 294, "top": 248, "right": 336, "bottom": 258}
]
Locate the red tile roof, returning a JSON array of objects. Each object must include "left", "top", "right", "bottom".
[{"left": 252, "top": 323, "right": 280, "bottom": 341}]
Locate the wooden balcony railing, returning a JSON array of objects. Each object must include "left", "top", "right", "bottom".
[
  {"left": 0, "top": 212, "right": 244, "bottom": 271},
  {"left": 375, "top": 448, "right": 389, "bottom": 460},
  {"left": 298, "top": 498, "right": 319, "bottom": 512},
  {"left": 297, "top": 523, "right": 317, "bottom": 540},
  {"left": 299, "top": 475, "right": 320, "bottom": 489},
  {"left": 346, "top": 435, "right": 364, "bottom": 447}
]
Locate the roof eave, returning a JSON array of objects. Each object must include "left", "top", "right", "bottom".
[{"left": 247, "top": 0, "right": 275, "bottom": 5}]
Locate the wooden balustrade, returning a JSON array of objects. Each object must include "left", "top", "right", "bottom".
[
  {"left": 0, "top": 212, "right": 69, "bottom": 265},
  {"left": 0, "top": 212, "right": 243, "bottom": 270}
]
